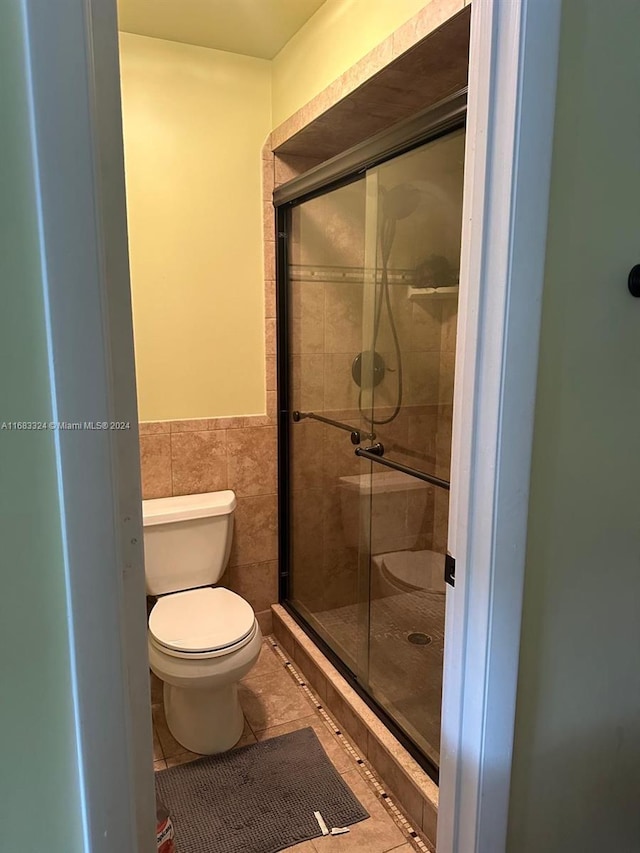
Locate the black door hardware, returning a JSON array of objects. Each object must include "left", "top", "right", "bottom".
[
  {"left": 628, "top": 265, "right": 640, "bottom": 297},
  {"left": 292, "top": 410, "right": 375, "bottom": 444},
  {"left": 355, "top": 445, "right": 451, "bottom": 491},
  {"left": 445, "top": 554, "right": 456, "bottom": 587}
]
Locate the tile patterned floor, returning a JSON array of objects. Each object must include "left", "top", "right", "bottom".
[
  {"left": 152, "top": 636, "right": 434, "bottom": 853},
  {"left": 314, "top": 590, "right": 444, "bottom": 765}
]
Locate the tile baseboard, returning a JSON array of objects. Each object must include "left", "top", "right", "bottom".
[{"left": 256, "top": 608, "right": 273, "bottom": 636}]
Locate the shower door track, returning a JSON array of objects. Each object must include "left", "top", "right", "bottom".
[
  {"left": 273, "top": 89, "right": 467, "bottom": 208},
  {"left": 275, "top": 89, "right": 467, "bottom": 783}
]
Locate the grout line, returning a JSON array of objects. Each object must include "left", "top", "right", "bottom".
[
  {"left": 169, "top": 430, "right": 175, "bottom": 496},
  {"left": 265, "top": 636, "right": 434, "bottom": 853},
  {"left": 245, "top": 716, "right": 258, "bottom": 742},
  {"left": 222, "top": 427, "right": 228, "bottom": 490},
  {"left": 152, "top": 710, "right": 167, "bottom": 763}
]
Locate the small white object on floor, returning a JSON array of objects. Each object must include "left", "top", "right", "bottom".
[
  {"left": 314, "top": 811, "right": 329, "bottom": 836},
  {"left": 330, "top": 827, "right": 350, "bottom": 835}
]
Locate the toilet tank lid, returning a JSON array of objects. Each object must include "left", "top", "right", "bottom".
[{"left": 143, "top": 491, "right": 236, "bottom": 526}]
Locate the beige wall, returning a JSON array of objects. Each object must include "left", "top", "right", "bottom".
[
  {"left": 120, "top": 3, "right": 460, "bottom": 423},
  {"left": 271, "top": 0, "right": 438, "bottom": 127},
  {"left": 120, "top": 33, "right": 271, "bottom": 421},
  {"left": 508, "top": 1, "right": 640, "bottom": 850}
]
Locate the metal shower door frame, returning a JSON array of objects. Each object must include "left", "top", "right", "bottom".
[{"left": 274, "top": 91, "right": 468, "bottom": 782}]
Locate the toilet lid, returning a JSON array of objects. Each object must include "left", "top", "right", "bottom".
[{"left": 149, "top": 587, "right": 255, "bottom": 654}]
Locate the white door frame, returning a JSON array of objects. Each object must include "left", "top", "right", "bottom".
[
  {"left": 19, "top": 0, "right": 562, "bottom": 850},
  {"left": 438, "top": 0, "right": 562, "bottom": 851}
]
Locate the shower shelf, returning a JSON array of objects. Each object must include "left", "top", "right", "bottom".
[
  {"left": 289, "top": 263, "right": 417, "bottom": 285},
  {"left": 408, "top": 284, "right": 459, "bottom": 301}
]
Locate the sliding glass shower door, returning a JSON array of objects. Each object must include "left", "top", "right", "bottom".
[
  {"left": 278, "top": 106, "right": 465, "bottom": 775},
  {"left": 286, "top": 175, "right": 373, "bottom": 676}
]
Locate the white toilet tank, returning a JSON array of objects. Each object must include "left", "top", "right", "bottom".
[{"left": 142, "top": 491, "right": 236, "bottom": 596}]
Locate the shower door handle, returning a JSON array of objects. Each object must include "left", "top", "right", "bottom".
[
  {"left": 292, "top": 410, "right": 375, "bottom": 444},
  {"left": 355, "top": 445, "right": 451, "bottom": 491}
]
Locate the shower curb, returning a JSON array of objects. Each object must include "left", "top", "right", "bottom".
[
  {"left": 266, "top": 635, "right": 433, "bottom": 853},
  {"left": 271, "top": 604, "right": 438, "bottom": 848}
]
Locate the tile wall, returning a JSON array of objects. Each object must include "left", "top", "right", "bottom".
[
  {"left": 284, "top": 269, "right": 458, "bottom": 614},
  {"left": 275, "top": 139, "right": 459, "bottom": 616},
  {"left": 139, "top": 413, "right": 278, "bottom": 633}
]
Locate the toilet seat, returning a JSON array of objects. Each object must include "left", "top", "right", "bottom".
[{"left": 149, "top": 587, "right": 257, "bottom": 659}]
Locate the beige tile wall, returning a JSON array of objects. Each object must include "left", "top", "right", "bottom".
[
  {"left": 139, "top": 414, "right": 278, "bottom": 632},
  {"left": 270, "top": 0, "right": 469, "bottom": 158},
  {"left": 433, "top": 297, "right": 457, "bottom": 553},
  {"left": 285, "top": 265, "right": 458, "bottom": 609}
]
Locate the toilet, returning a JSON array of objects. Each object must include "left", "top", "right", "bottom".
[{"left": 142, "top": 490, "right": 262, "bottom": 755}]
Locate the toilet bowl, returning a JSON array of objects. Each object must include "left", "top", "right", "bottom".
[{"left": 143, "top": 491, "right": 261, "bottom": 754}]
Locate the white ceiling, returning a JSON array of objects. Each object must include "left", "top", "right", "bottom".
[{"left": 117, "top": 0, "right": 327, "bottom": 60}]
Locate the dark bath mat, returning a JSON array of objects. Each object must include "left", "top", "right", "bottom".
[{"left": 155, "top": 727, "right": 369, "bottom": 853}]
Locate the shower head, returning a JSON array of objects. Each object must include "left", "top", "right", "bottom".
[{"left": 381, "top": 183, "right": 421, "bottom": 221}]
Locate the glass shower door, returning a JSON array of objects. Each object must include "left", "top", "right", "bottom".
[
  {"left": 283, "top": 120, "right": 465, "bottom": 774},
  {"left": 286, "top": 174, "right": 374, "bottom": 678},
  {"left": 358, "top": 129, "right": 464, "bottom": 767}
]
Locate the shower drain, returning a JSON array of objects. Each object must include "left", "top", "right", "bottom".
[{"left": 407, "top": 632, "right": 432, "bottom": 646}]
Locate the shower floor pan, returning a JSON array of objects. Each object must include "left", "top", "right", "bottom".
[
  {"left": 272, "top": 603, "right": 440, "bottom": 847},
  {"left": 314, "top": 588, "right": 444, "bottom": 767}
]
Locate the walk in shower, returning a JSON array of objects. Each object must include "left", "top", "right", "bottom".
[{"left": 275, "top": 93, "right": 466, "bottom": 778}]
